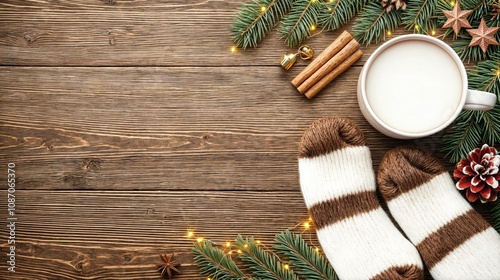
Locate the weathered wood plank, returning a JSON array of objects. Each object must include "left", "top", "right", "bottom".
[
  {"left": 1, "top": 66, "right": 438, "bottom": 191},
  {"left": 0, "top": 190, "right": 311, "bottom": 279},
  {"left": 0, "top": 0, "right": 406, "bottom": 66}
]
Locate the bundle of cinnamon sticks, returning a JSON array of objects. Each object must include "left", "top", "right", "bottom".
[{"left": 292, "top": 31, "right": 363, "bottom": 99}]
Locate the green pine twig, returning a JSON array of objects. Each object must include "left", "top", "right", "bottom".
[
  {"left": 318, "top": 0, "right": 367, "bottom": 31},
  {"left": 460, "top": 0, "right": 491, "bottom": 23},
  {"left": 193, "top": 240, "right": 249, "bottom": 280},
  {"left": 353, "top": 1, "right": 403, "bottom": 45},
  {"left": 451, "top": 18, "right": 500, "bottom": 61},
  {"left": 236, "top": 235, "right": 299, "bottom": 280},
  {"left": 280, "top": 0, "right": 323, "bottom": 47},
  {"left": 232, "top": 0, "right": 294, "bottom": 49},
  {"left": 443, "top": 52, "right": 500, "bottom": 162},
  {"left": 403, "top": 0, "right": 438, "bottom": 34},
  {"left": 274, "top": 230, "right": 338, "bottom": 280},
  {"left": 491, "top": 199, "right": 500, "bottom": 234}
]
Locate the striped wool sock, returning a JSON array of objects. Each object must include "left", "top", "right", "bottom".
[
  {"left": 298, "top": 117, "right": 423, "bottom": 280},
  {"left": 378, "top": 146, "right": 500, "bottom": 279}
]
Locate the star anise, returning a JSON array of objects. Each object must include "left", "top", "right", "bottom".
[{"left": 157, "top": 253, "right": 181, "bottom": 279}]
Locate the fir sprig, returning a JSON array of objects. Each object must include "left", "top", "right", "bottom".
[
  {"left": 443, "top": 52, "right": 500, "bottom": 162},
  {"left": 403, "top": 0, "right": 438, "bottom": 34},
  {"left": 274, "top": 230, "right": 338, "bottom": 280},
  {"left": 280, "top": 0, "right": 323, "bottom": 47},
  {"left": 232, "top": 0, "right": 294, "bottom": 49},
  {"left": 319, "top": 0, "right": 367, "bottom": 31},
  {"left": 193, "top": 240, "right": 249, "bottom": 280},
  {"left": 353, "top": 1, "right": 403, "bottom": 45},
  {"left": 491, "top": 199, "right": 500, "bottom": 234},
  {"left": 461, "top": 0, "right": 491, "bottom": 23},
  {"left": 451, "top": 18, "right": 500, "bottom": 61},
  {"left": 236, "top": 235, "right": 299, "bottom": 280}
]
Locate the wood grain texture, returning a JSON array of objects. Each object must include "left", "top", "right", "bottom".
[
  {"left": 0, "top": 191, "right": 311, "bottom": 279},
  {"left": 0, "top": 0, "right": 401, "bottom": 66},
  {"left": 0, "top": 66, "right": 422, "bottom": 191},
  {"left": 0, "top": 1, "right": 493, "bottom": 279}
]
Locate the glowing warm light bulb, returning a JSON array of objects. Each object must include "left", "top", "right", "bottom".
[
  {"left": 431, "top": 30, "right": 436, "bottom": 35},
  {"left": 226, "top": 241, "right": 231, "bottom": 247},
  {"left": 284, "top": 264, "right": 290, "bottom": 270},
  {"left": 310, "top": 25, "right": 316, "bottom": 31},
  {"left": 450, "top": 1, "right": 455, "bottom": 7},
  {"left": 196, "top": 237, "right": 204, "bottom": 243},
  {"left": 237, "top": 249, "right": 242, "bottom": 253},
  {"left": 315, "top": 248, "right": 320, "bottom": 252},
  {"left": 261, "top": 6, "right": 266, "bottom": 12},
  {"left": 187, "top": 231, "right": 194, "bottom": 238},
  {"left": 308, "top": 217, "right": 313, "bottom": 221},
  {"left": 256, "top": 240, "right": 261, "bottom": 244},
  {"left": 228, "top": 251, "right": 232, "bottom": 255},
  {"left": 496, "top": 69, "right": 500, "bottom": 77},
  {"left": 304, "top": 222, "right": 311, "bottom": 229},
  {"left": 244, "top": 244, "right": 248, "bottom": 248},
  {"left": 415, "top": 25, "right": 419, "bottom": 30},
  {"left": 231, "top": 46, "right": 237, "bottom": 53},
  {"left": 387, "top": 30, "right": 392, "bottom": 36}
]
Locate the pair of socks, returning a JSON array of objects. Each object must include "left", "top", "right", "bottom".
[{"left": 298, "top": 117, "right": 500, "bottom": 280}]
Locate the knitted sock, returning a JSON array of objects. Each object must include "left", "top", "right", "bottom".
[
  {"left": 298, "top": 117, "right": 423, "bottom": 280},
  {"left": 378, "top": 146, "right": 500, "bottom": 279}
]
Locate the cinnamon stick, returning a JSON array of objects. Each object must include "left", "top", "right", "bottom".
[
  {"left": 297, "top": 38, "right": 360, "bottom": 94},
  {"left": 303, "top": 50, "right": 363, "bottom": 99},
  {"left": 291, "top": 30, "right": 353, "bottom": 87}
]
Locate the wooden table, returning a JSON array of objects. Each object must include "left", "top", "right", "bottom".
[{"left": 0, "top": 1, "right": 491, "bottom": 279}]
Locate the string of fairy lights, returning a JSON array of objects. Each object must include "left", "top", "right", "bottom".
[{"left": 187, "top": 217, "right": 321, "bottom": 280}]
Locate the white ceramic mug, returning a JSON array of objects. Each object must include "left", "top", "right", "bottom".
[{"left": 357, "top": 34, "right": 497, "bottom": 139}]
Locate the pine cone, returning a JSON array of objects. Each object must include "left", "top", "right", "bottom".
[
  {"left": 491, "top": 1, "right": 500, "bottom": 21},
  {"left": 454, "top": 144, "right": 500, "bottom": 203},
  {"left": 381, "top": 0, "right": 407, "bottom": 12}
]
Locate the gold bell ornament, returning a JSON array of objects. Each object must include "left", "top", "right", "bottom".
[{"left": 280, "top": 45, "right": 315, "bottom": 70}]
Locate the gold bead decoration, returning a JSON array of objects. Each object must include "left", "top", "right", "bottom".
[
  {"left": 280, "top": 45, "right": 315, "bottom": 70},
  {"left": 280, "top": 53, "right": 298, "bottom": 70},
  {"left": 298, "top": 45, "right": 314, "bottom": 60}
]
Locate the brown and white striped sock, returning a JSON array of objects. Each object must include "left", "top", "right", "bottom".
[
  {"left": 298, "top": 117, "right": 423, "bottom": 280},
  {"left": 378, "top": 146, "right": 500, "bottom": 279}
]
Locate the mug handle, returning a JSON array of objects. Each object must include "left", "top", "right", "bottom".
[{"left": 463, "top": 89, "right": 497, "bottom": 111}]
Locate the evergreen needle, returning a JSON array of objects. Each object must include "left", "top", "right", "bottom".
[
  {"left": 232, "top": 0, "right": 294, "bottom": 49},
  {"left": 236, "top": 235, "right": 299, "bottom": 280},
  {"left": 274, "top": 230, "right": 338, "bottom": 280},
  {"left": 193, "top": 240, "right": 249, "bottom": 280}
]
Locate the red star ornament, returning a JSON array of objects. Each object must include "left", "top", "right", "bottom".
[
  {"left": 442, "top": 4, "right": 473, "bottom": 35},
  {"left": 467, "top": 18, "right": 500, "bottom": 53}
]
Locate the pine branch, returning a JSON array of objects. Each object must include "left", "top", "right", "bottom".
[
  {"left": 193, "top": 240, "right": 249, "bottom": 280},
  {"left": 232, "top": 0, "right": 294, "bottom": 49},
  {"left": 318, "top": 0, "right": 366, "bottom": 31},
  {"left": 235, "top": 235, "right": 299, "bottom": 280},
  {"left": 443, "top": 53, "right": 500, "bottom": 162},
  {"left": 353, "top": 1, "right": 403, "bottom": 45},
  {"left": 461, "top": 0, "right": 490, "bottom": 23},
  {"left": 274, "top": 230, "right": 337, "bottom": 280},
  {"left": 402, "top": 0, "right": 438, "bottom": 34},
  {"left": 451, "top": 18, "right": 500, "bottom": 61},
  {"left": 280, "top": 0, "right": 323, "bottom": 47},
  {"left": 491, "top": 199, "right": 500, "bottom": 234}
]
